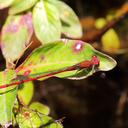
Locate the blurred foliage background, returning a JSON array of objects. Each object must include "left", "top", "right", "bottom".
[{"left": 1, "top": 0, "right": 128, "bottom": 128}]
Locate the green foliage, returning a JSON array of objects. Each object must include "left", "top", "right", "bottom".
[
  {"left": 50, "top": 0, "right": 82, "bottom": 38},
  {"left": 18, "top": 82, "right": 34, "bottom": 106},
  {"left": 1, "top": 0, "right": 82, "bottom": 45},
  {"left": 1, "top": 13, "right": 33, "bottom": 64},
  {"left": 14, "top": 107, "right": 62, "bottom": 128},
  {"left": 95, "top": 18, "right": 107, "bottom": 29},
  {"left": 9, "top": 0, "right": 38, "bottom": 14},
  {"left": 29, "top": 102, "right": 50, "bottom": 115},
  {"left": 0, "top": 70, "right": 17, "bottom": 127},
  {"left": 33, "top": 0, "right": 61, "bottom": 44},
  {"left": 0, "top": 0, "right": 14, "bottom": 9},
  {"left": 101, "top": 29, "right": 120, "bottom": 53}
]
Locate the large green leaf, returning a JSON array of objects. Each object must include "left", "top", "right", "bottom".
[
  {"left": 0, "top": 13, "right": 33, "bottom": 63},
  {"left": 49, "top": 0, "right": 82, "bottom": 38},
  {"left": 0, "top": 0, "right": 14, "bottom": 9},
  {"left": 16, "top": 39, "right": 116, "bottom": 80},
  {"left": 18, "top": 82, "right": 34, "bottom": 106},
  {"left": 9, "top": 0, "right": 38, "bottom": 14},
  {"left": 0, "top": 70, "right": 17, "bottom": 127},
  {"left": 15, "top": 107, "right": 63, "bottom": 128},
  {"left": 33, "top": 0, "right": 61, "bottom": 44}
]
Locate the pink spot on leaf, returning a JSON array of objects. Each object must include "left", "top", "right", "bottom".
[
  {"left": 20, "top": 13, "right": 33, "bottom": 46},
  {"left": 23, "top": 70, "right": 31, "bottom": 76},
  {"left": 3, "top": 23, "right": 19, "bottom": 33},
  {"left": 15, "top": 66, "right": 24, "bottom": 73},
  {"left": 20, "top": 13, "right": 33, "bottom": 34},
  {"left": 23, "top": 111, "right": 30, "bottom": 118},
  {"left": 40, "top": 55, "right": 45, "bottom": 61},
  {"left": 72, "top": 40, "right": 84, "bottom": 53}
]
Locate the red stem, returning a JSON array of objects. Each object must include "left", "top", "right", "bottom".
[{"left": 0, "top": 59, "right": 95, "bottom": 89}]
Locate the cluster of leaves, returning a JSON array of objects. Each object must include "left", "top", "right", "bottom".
[
  {"left": 0, "top": 0, "right": 117, "bottom": 127},
  {"left": 0, "top": 0, "right": 82, "bottom": 65}
]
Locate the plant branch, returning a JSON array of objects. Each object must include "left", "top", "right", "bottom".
[
  {"left": 82, "top": 3, "right": 128, "bottom": 42},
  {"left": 0, "top": 58, "right": 97, "bottom": 89}
]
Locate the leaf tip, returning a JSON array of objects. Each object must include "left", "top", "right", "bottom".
[
  {"left": 100, "top": 56, "right": 117, "bottom": 71},
  {"left": 95, "top": 50, "right": 117, "bottom": 71}
]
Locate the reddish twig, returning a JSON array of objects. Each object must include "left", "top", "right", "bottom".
[{"left": 0, "top": 56, "right": 99, "bottom": 89}]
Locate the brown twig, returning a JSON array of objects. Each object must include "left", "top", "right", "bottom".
[{"left": 82, "top": 3, "right": 128, "bottom": 42}]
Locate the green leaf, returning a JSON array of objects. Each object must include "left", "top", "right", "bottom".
[
  {"left": 0, "top": 70, "right": 17, "bottom": 127},
  {"left": 0, "top": 0, "right": 14, "bottom": 9},
  {"left": 18, "top": 82, "right": 34, "bottom": 106},
  {"left": 9, "top": 0, "right": 38, "bottom": 14},
  {"left": 16, "top": 39, "right": 116, "bottom": 80},
  {"left": 101, "top": 29, "right": 120, "bottom": 53},
  {"left": 33, "top": 0, "right": 61, "bottom": 44},
  {"left": 1, "top": 13, "right": 33, "bottom": 63},
  {"left": 95, "top": 18, "right": 107, "bottom": 29},
  {"left": 15, "top": 107, "right": 63, "bottom": 128},
  {"left": 49, "top": 0, "right": 82, "bottom": 38},
  {"left": 94, "top": 50, "right": 117, "bottom": 71},
  {"left": 29, "top": 102, "right": 50, "bottom": 115}
]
